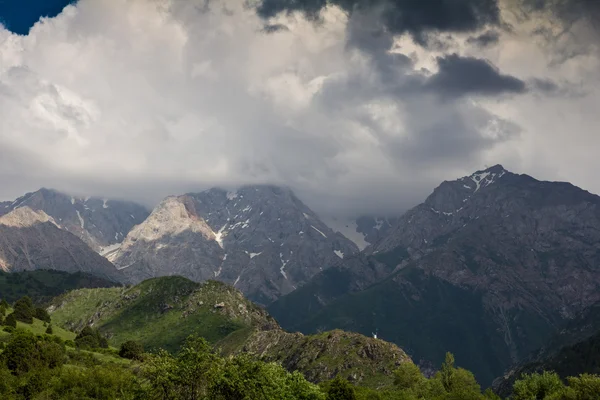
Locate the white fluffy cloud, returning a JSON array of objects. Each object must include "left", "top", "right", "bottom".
[{"left": 0, "top": 0, "right": 599, "bottom": 216}]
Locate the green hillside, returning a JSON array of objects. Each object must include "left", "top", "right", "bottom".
[
  {"left": 48, "top": 276, "right": 420, "bottom": 388},
  {"left": 0, "top": 312, "right": 75, "bottom": 343},
  {"left": 232, "top": 328, "right": 412, "bottom": 388},
  {"left": 50, "top": 276, "right": 278, "bottom": 353}
]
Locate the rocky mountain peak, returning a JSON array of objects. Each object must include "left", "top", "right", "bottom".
[
  {"left": 424, "top": 165, "right": 510, "bottom": 213},
  {"left": 0, "top": 206, "right": 57, "bottom": 228},
  {"left": 0, "top": 206, "right": 125, "bottom": 282},
  {"left": 121, "top": 196, "right": 215, "bottom": 244},
  {"left": 0, "top": 188, "right": 149, "bottom": 252},
  {"left": 112, "top": 184, "right": 359, "bottom": 304}
]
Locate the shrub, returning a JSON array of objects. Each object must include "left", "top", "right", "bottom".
[
  {"left": 119, "top": 340, "right": 144, "bottom": 360},
  {"left": 3, "top": 313, "right": 17, "bottom": 328},
  {"left": 0, "top": 299, "right": 7, "bottom": 316},
  {"left": 325, "top": 376, "right": 357, "bottom": 400},
  {"left": 512, "top": 371, "right": 565, "bottom": 400},
  {"left": 12, "top": 296, "right": 34, "bottom": 324},
  {"left": 3, "top": 330, "right": 65, "bottom": 375},
  {"left": 46, "top": 325, "right": 53, "bottom": 335},
  {"left": 35, "top": 307, "right": 51, "bottom": 323},
  {"left": 75, "top": 326, "right": 108, "bottom": 349}
]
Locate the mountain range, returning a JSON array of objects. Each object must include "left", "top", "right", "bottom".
[
  {"left": 2, "top": 164, "right": 600, "bottom": 387},
  {"left": 268, "top": 165, "right": 600, "bottom": 385},
  {"left": 0, "top": 188, "right": 149, "bottom": 253},
  {"left": 110, "top": 186, "right": 359, "bottom": 304}
]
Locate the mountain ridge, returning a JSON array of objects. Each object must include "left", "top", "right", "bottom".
[
  {"left": 111, "top": 185, "right": 359, "bottom": 304},
  {"left": 0, "top": 206, "right": 126, "bottom": 282},
  {"left": 0, "top": 187, "right": 149, "bottom": 252},
  {"left": 268, "top": 164, "right": 600, "bottom": 386}
]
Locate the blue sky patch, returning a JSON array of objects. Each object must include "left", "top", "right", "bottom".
[{"left": 0, "top": 0, "right": 75, "bottom": 35}]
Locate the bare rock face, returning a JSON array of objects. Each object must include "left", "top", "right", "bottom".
[
  {"left": 112, "top": 185, "right": 359, "bottom": 304},
  {"left": 0, "top": 188, "right": 149, "bottom": 252},
  {"left": 0, "top": 207, "right": 124, "bottom": 282}
]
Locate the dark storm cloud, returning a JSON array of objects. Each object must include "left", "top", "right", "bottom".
[
  {"left": 521, "top": 0, "right": 600, "bottom": 26},
  {"left": 467, "top": 30, "right": 500, "bottom": 47},
  {"left": 426, "top": 54, "right": 527, "bottom": 97},
  {"left": 515, "top": 0, "right": 600, "bottom": 63},
  {"left": 256, "top": 0, "right": 500, "bottom": 45}
]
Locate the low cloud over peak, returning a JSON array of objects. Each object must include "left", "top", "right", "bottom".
[{"left": 0, "top": 0, "right": 598, "bottom": 217}]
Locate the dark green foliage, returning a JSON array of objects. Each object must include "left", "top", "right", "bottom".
[
  {"left": 208, "top": 353, "right": 324, "bottom": 400},
  {"left": 566, "top": 374, "right": 600, "bottom": 399},
  {"left": 75, "top": 326, "right": 109, "bottom": 349},
  {"left": 4, "top": 313, "right": 17, "bottom": 328},
  {"left": 0, "top": 298, "right": 8, "bottom": 315},
  {"left": 0, "top": 269, "right": 118, "bottom": 304},
  {"left": 141, "top": 335, "right": 325, "bottom": 400},
  {"left": 2, "top": 322, "right": 600, "bottom": 400},
  {"left": 42, "top": 364, "right": 140, "bottom": 400},
  {"left": 393, "top": 362, "right": 427, "bottom": 390},
  {"left": 0, "top": 363, "right": 14, "bottom": 398},
  {"left": 2, "top": 330, "right": 65, "bottom": 375},
  {"left": 119, "top": 340, "right": 144, "bottom": 360},
  {"left": 45, "top": 324, "right": 53, "bottom": 334},
  {"left": 12, "top": 296, "right": 34, "bottom": 324},
  {"left": 511, "top": 371, "right": 566, "bottom": 400},
  {"left": 325, "top": 376, "right": 357, "bottom": 400},
  {"left": 34, "top": 307, "right": 51, "bottom": 323}
]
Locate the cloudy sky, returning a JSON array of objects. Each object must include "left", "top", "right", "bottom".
[{"left": 0, "top": 0, "right": 598, "bottom": 216}]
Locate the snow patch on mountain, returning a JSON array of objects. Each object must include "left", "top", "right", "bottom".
[{"left": 311, "top": 225, "right": 327, "bottom": 238}]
